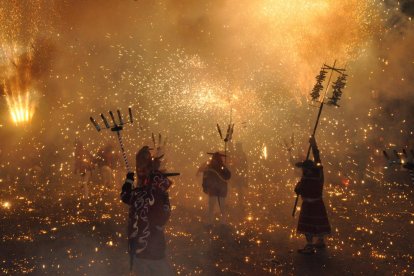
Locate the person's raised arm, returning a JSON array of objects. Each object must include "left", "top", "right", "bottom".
[{"left": 310, "top": 136, "right": 321, "bottom": 165}]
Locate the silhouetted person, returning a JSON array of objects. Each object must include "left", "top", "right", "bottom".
[
  {"left": 96, "top": 143, "right": 118, "bottom": 188},
  {"left": 230, "top": 142, "right": 248, "bottom": 210},
  {"left": 202, "top": 152, "right": 231, "bottom": 226},
  {"left": 74, "top": 140, "right": 94, "bottom": 199},
  {"left": 120, "top": 146, "right": 174, "bottom": 275},
  {"left": 294, "top": 136, "right": 331, "bottom": 254}
]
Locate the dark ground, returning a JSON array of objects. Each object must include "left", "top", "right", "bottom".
[{"left": 1, "top": 171, "right": 414, "bottom": 275}]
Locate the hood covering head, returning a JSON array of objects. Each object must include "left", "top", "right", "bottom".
[
  {"left": 208, "top": 151, "right": 226, "bottom": 167},
  {"left": 136, "top": 146, "right": 152, "bottom": 174}
]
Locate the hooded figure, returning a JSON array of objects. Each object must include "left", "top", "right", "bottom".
[
  {"left": 229, "top": 142, "right": 248, "bottom": 209},
  {"left": 202, "top": 152, "right": 231, "bottom": 225},
  {"left": 96, "top": 143, "right": 118, "bottom": 187},
  {"left": 294, "top": 137, "right": 331, "bottom": 254},
  {"left": 74, "top": 140, "right": 93, "bottom": 199},
  {"left": 120, "top": 146, "right": 173, "bottom": 275}
]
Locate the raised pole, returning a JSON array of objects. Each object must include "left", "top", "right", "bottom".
[
  {"left": 305, "top": 60, "right": 336, "bottom": 161},
  {"left": 116, "top": 130, "right": 131, "bottom": 173},
  {"left": 293, "top": 60, "right": 338, "bottom": 218}
]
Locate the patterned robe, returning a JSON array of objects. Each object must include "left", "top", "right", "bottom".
[{"left": 121, "top": 171, "right": 171, "bottom": 260}]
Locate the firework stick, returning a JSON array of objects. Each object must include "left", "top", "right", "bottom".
[
  {"left": 305, "top": 104, "right": 324, "bottom": 160},
  {"left": 117, "top": 109, "right": 124, "bottom": 125},
  {"left": 90, "top": 117, "right": 101, "bottom": 132},
  {"left": 128, "top": 107, "right": 133, "bottom": 123},
  {"left": 217, "top": 124, "right": 223, "bottom": 139},
  {"left": 109, "top": 111, "right": 117, "bottom": 126},
  {"left": 293, "top": 61, "right": 337, "bottom": 218},
  {"left": 229, "top": 124, "right": 235, "bottom": 140},
  {"left": 116, "top": 130, "right": 131, "bottom": 172},
  {"left": 225, "top": 124, "right": 231, "bottom": 142},
  {"left": 152, "top": 133, "right": 156, "bottom": 148},
  {"left": 101, "top": 114, "right": 111, "bottom": 129},
  {"left": 224, "top": 141, "right": 228, "bottom": 164},
  {"left": 292, "top": 196, "right": 299, "bottom": 217},
  {"left": 158, "top": 133, "right": 161, "bottom": 145}
]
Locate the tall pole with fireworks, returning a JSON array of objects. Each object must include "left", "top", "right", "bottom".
[
  {"left": 292, "top": 61, "right": 348, "bottom": 217},
  {"left": 90, "top": 108, "right": 134, "bottom": 173},
  {"left": 216, "top": 114, "right": 235, "bottom": 164}
]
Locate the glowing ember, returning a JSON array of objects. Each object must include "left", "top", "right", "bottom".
[
  {"left": 1, "top": 43, "right": 38, "bottom": 126},
  {"left": 2, "top": 201, "right": 11, "bottom": 209},
  {"left": 261, "top": 144, "right": 268, "bottom": 160}
]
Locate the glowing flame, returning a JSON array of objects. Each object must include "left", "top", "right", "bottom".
[
  {"left": 5, "top": 91, "right": 36, "bottom": 125},
  {"left": 1, "top": 43, "right": 38, "bottom": 126},
  {"left": 2, "top": 201, "right": 11, "bottom": 209},
  {"left": 262, "top": 144, "right": 268, "bottom": 160}
]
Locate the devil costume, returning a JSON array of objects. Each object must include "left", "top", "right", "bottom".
[
  {"left": 202, "top": 152, "right": 231, "bottom": 225},
  {"left": 202, "top": 152, "right": 231, "bottom": 198},
  {"left": 295, "top": 138, "right": 331, "bottom": 253},
  {"left": 120, "top": 146, "right": 173, "bottom": 275}
]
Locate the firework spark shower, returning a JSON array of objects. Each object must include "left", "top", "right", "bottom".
[{"left": 1, "top": 0, "right": 414, "bottom": 275}]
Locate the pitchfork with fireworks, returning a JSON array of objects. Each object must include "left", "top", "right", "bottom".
[
  {"left": 90, "top": 109, "right": 179, "bottom": 180},
  {"left": 292, "top": 61, "right": 348, "bottom": 217},
  {"left": 216, "top": 122, "right": 235, "bottom": 164},
  {"left": 90, "top": 108, "right": 134, "bottom": 173},
  {"left": 383, "top": 148, "right": 414, "bottom": 185}
]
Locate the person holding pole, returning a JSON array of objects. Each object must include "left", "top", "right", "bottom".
[
  {"left": 202, "top": 152, "right": 231, "bottom": 226},
  {"left": 294, "top": 136, "right": 331, "bottom": 254},
  {"left": 74, "top": 140, "right": 94, "bottom": 199},
  {"left": 120, "top": 146, "right": 174, "bottom": 275}
]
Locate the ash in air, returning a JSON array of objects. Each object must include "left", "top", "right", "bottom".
[{"left": 1, "top": 0, "right": 414, "bottom": 275}]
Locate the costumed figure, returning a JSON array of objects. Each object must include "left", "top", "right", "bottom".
[
  {"left": 74, "top": 140, "right": 94, "bottom": 199},
  {"left": 96, "top": 143, "right": 118, "bottom": 188},
  {"left": 230, "top": 142, "right": 248, "bottom": 210},
  {"left": 120, "top": 146, "right": 174, "bottom": 275},
  {"left": 202, "top": 152, "right": 231, "bottom": 225},
  {"left": 294, "top": 137, "right": 331, "bottom": 254}
]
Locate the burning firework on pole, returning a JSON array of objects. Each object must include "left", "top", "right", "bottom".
[
  {"left": 90, "top": 108, "right": 179, "bottom": 182},
  {"left": 292, "top": 61, "right": 348, "bottom": 217},
  {"left": 5, "top": 91, "right": 36, "bottom": 125},
  {"left": 1, "top": 44, "right": 37, "bottom": 126},
  {"left": 90, "top": 107, "right": 134, "bottom": 173},
  {"left": 216, "top": 121, "right": 235, "bottom": 164}
]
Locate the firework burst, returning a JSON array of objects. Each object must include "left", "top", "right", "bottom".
[
  {"left": 5, "top": 90, "right": 36, "bottom": 125},
  {"left": 1, "top": 43, "right": 38, "bottom": 126}
]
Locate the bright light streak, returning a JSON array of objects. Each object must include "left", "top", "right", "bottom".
[
  {"left": 5, "top": 91, "right": 36, "bottom": 125},
  {"left": 262, "top": 144, "right": 268, "bottom": 160}
]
